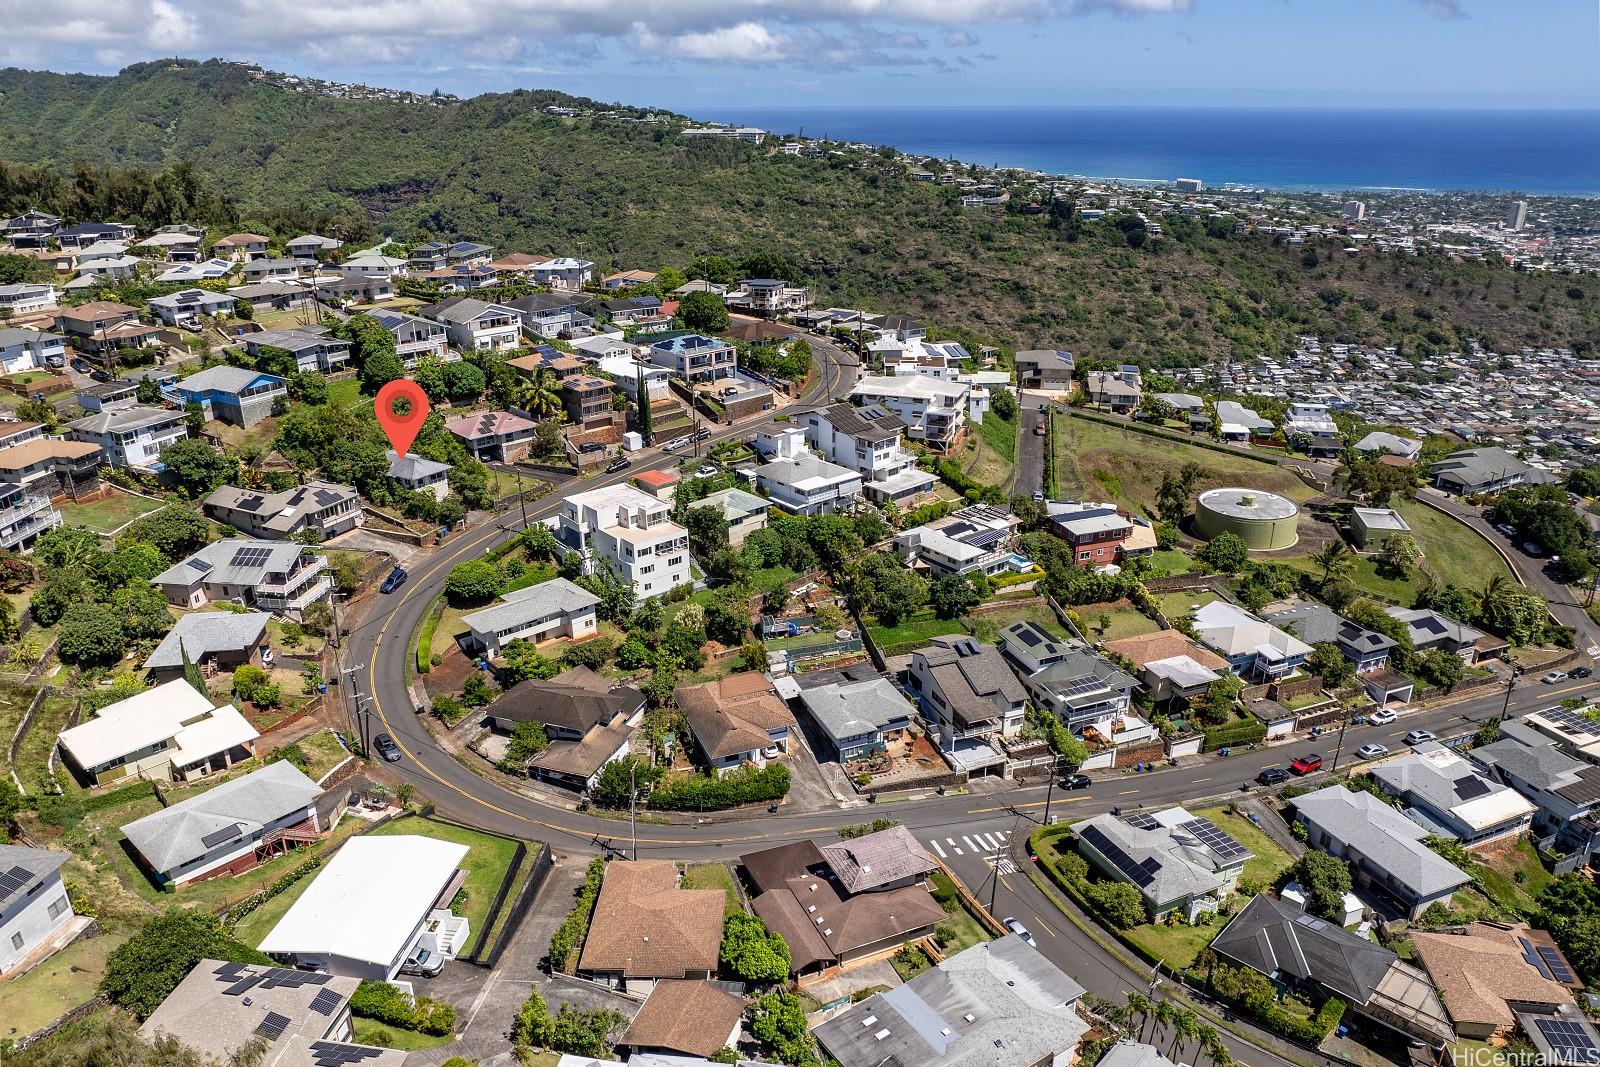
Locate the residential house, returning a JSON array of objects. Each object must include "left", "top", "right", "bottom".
[
  {"left": 174, "top": 366, "right": 288, "bottom": 427},
  {"left": 462, "top": 577, "right": 600, "bottom": 658},
  {"left": 998, "top": 621, "right": 1144, "bottom": 743},
  {"left": 147, "top": 287, "right": 237, "bottom": 326},
  {"left": 688, "top": 487, "right": 769, "bottom": 547},
  {"left": 54, "top": 301, "right": 161, "bottom": 356},
  {"left": 726, "top": 278, "right": 808, "bottom": 316},
  {"left": 1, "top": 211, "right": 61, "bottom": 245},
  {"left": 56, "top": 222, "right": 134, "bottom": 249},
  {"left": 633, "top": 467, "right": 678, "bottom": 502},
  {"left": 908, "top": 635, "right": 1027, "bottom": 774},
  {"left": 1211, "top": 894, "right": 1453, "bottom": 1047},
  {"left": 152, "top": 539, "right": 332, "bottom": 617},
  {"left": 677, "top": 673, "right": 795, "bottom": 775},
  {"left": 56, "top": 679, "right": 259, "bottom": 786},
  {"left": 1411, "top": 923, "right": 1578, "bottom": 1039},
  {"left": 420, "top": 296, "right": 521, "bottom": 351},
  {"left": 241, "top": 258, "right": 309, "bottom": 283},
  {"left": 71, "top": 244, "right": 141, "bottom": 282},
  {"left": 120, "top": 761, "right": 321, "bottom": 886},
  {"left": 896, "top": 503, "right": 1020, "bottom": 579},
  {"left": 753, "top": 428, "right": 863, "bottom": 516},
  {"left": 1285, "top": 401, "right": 1341, "bottom": 455},
  {"left": 318, "top": 276, "right": 394, "bottom": 305},
  {"left": 0, "top": 481, "right": 63, "bottom": 553},
  {"left": 0, "top": 327, "right": 66, "bottom": 374},
  {"left": 741, "top": 831, "right": 944, "bottom": 978},
  {"left": 487, "top": 251, "right": 547, "bottom": 278},
  {"left": 1085, "top": 369, "right": 1141, "bottom": 413},
  {"left": 423, "top": 264, "right": 500, "bottom": 291},
  {"left": 445, "top": 410, "right": 537, "bottom": 461},
  {"left": 561, "top": 373, "right": 620, "bottom": 432},
  {"left": 370, "top": 308, "right": 448, "bottom": 365},
  {"left": 1191, "top": 601, "right": 1313, "bottom": 681},
  {"left": 386, "top": 448, "right": 451, "bottom": 502},
  {"left": 136, "top": 233, "right": 204, "bottom": 262},
  {"left": 1075, "top": 806, "right": 1252, "bottom": 920},
  {"left": 141, "top": 611, "right": 270, "bottom": 683},
  {"left": 334, "top": 254, "right": 407, "bottom": 279},
  {"left": 0, "top": 436, "right": 102, "bottom": 499},
  {"left": 285, "top": 234, "right": 343, "bottom": 258},
  {"left": 576, "top": 861, "right": 725, "bottom": 995},
  {"left": 791, "top": 666, "right": 914, "bottom": 762},
  {"left": 872, "top": 335, "right": 968, "bottom": 381},
  {"left": 481, "top": 666, "right": 643, "bottom": 791},
  {"left": 551, "top": 484, "right": 691, "bottom": 599},
  {"left": 604, "top": 295, "right": 674, "bottom": 331},
  {"left": 0, "top": 845, "right": 76, "bottom": 976},
  {"left": 1266, "top": 602, "right": 1412, "bottom": 707},
  {"left": 1214, "top": 400, "right": 1274, "bottom": 442},
  {"left": 849, "top": 375, "right": 969, "bottom": 451},
  {"left": 212, "top": 234, "right": 271, "bottom": 260},
  {"left": 797, "top": 402, "right": 935, "bottom": 506},
  {"left": 649, "top": 333, "right": 737, "bottom": 383},
  {"left": 1386, "top": 606, "right": 1501, "bottom": 663},
  {"left": 1350, "top": 507, "right": 1411, "bottom": 548},
  {"left": 1102, "top": 629, "right": 1230, "bottom": 707},
  {"left": 506, "top": 292, "right": 587, "bottom": 338},
  {"left": 141, "top": 959, "right": 406, "bottom": 1067},
  {"left": 1290, "top": 785, "right": 1472, "bottom": 918},
  {"left": 814, "top": 936, "right": 1089, "bottom": 1067},
  {"left": 1429, "top": 447, "right": 1533, "bottom": 496},
  {"left": 260, "top": 836, "right": 471, "bottom": 981},
  {"left": 205, "top": 481, "right": 363, "bottom": 540},
  {"left": 76, "top": 378, "right": 138, "bottom": 412},
  {"left": 602, "top": 269, "right": 657, "bottom": 290},
  {"left": 618, "top": 981, "right": 748, "bottom": 1061},
  {"left": 1369, "top": 742, "right": 1536, "bottom": 847},
  {"left": 66, "top": 405, "right": 186, "bottom": 469},
  {"left": 1047, "top": 500, "right": 1139, "bottom": 567},
  {"left": 243, "top": 326, "right": 352, "bottom": 375},
  {"left": 530, "top": 257, "right": 594, "bottom": 291},
  {"left": 0, "top": 283, "right": 58, "bottom": 317},
  {"left": 1472, "top": 721, "right": 1600, "bottom": 856},
  {"left": 1355, "top": 431, "right": 1423, "bottom": 460},
  {"left": 1016, "top": 349, "right": 1075, "bottom": 390}
]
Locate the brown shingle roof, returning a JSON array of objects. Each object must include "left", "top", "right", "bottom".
[
  {"left": 1411, "top": 924, "right": 1574, "bottom": 1029},
  {"left": 620, "top": 980, "right": 746, "bottom": 1057},
  {"left": 577, "top": 861, "right": 723, "bottom": 978},
  {"left": 819, "top": 825, "right": 938, "bottom": 894},
  {"left": 676, "top": 675, "right": 795, "bottom": 761},
  {"left": 1102, "top": 629, "right": 1229, "bottom": 672}
]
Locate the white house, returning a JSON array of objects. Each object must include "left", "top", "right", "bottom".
[
  {"left": 530, "top": 257, "right": 594, "bottom": 291},
  {"left": 56, "top": 679, "right": 259, "bottom": 786},
  {"left": 335, "top": 254, "right": 407, "bottom": 279},
  {"left": 797, "top": 402, "right": 935, "bottom": 505},
  {"left": 66, "top": 405, "right": 187, "bottom": 469},
  {"left": 552, "top": 484, "right": 692, "bottom": 599},
  {"left": 896, "top": 503, "right": 1020, "bottom": 579},
  {"left": 155, "top": 259, "right": 234, "bottom": 284},
  {"left": 0, "top": 845, "right": 76, "bottom": 976},
  {"left": 462, "top": 577, "right": 601, "bottom": 658},
  {"left": 386, "top": 448, "right": 452, "bottom": 501},
  {"left": 260, "top": 836, "right": 471, "bottom": 980},
  {"left": 1285, "top": 401, "right": 1341, "bottom": 455},
  {"left": 0, "top": 283, "right": 58, "bottom": 316},
  {"left": 752, "top": 428, "right": 862, "bottom": 516},
  {"left": 152, "top": 539, "right": 333, "bottom": 617},
  {"left": 0, "top": 327, "right": 66, "bottom": 374},
  {"left": 421, "top": 297, "right": 521, "bottom": 351},
  {"left": 849, "top": 374, "right": 969, "bottom": 452},
  {"left": 370, "top": 309, "right": 450, "bottom": 365}
]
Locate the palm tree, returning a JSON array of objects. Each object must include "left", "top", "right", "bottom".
[
  {"left": 1125, "top": 991, "right": 1151, "bottom": 1041},
  {"left": 1150, "top": 1000, "right": 1176, "bottom": 1050},
  {"left": 1198, "top": 1026, "right": 1232, "bottom": 1067},
  {"left": 1477, "top": 573, "right": 1510, "bottom": 617},
  {"left": 514, "top": 366, "right": 563, "bottom": 417},
  {"left": 1169, "top": 1006, "right": 1201, "bottom": 1061},
  {"left": 1311, "top": 540, "right": 1356, "bottom": 588}
]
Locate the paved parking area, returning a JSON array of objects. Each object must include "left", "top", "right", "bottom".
[{"left": 782, "top": 729, "right": 852, "bottom": 811}]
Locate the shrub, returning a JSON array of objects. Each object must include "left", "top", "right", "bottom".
[
  {"left": 647, "top": 764, "right": 791, "bottom": 811},
  {"left": 548, "top": 857, "right": 605, "bottom": 973},
  {"left": 349, "top": 980, "right": 457, "bottom": 1035},
  {"left": 1201, "top": 718, "right": 1266, "bottom": 753}
]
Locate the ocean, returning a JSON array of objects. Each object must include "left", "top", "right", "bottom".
[{"left": 694, "top": 106, "right": 1600, "bottom": 196}]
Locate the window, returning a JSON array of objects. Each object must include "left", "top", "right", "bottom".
[
  {"left": 47, "top": 896, "right": 69, "bottom": 920},
  {"left": 9, "top": 932, "right": 20, "bottom": 951},
  {"left": 1078, "top": 551, "right": 1091, "bottom": 561}
]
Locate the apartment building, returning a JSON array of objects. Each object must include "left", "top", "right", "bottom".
[
  {"left": 848, "top": 374, "right": 969, "bottom": 451},
  {"left": 552, "top": 484, "right": 691, "bottom": 599}
]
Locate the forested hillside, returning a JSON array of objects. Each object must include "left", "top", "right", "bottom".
[{"left": 2, "top": 59, "right": 1596, "bottom": 358}]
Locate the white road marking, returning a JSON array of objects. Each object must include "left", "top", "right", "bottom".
[
  {"left": 928, "top": 838, "right": 946, "bottom": 858},
  {"left": 962, "top": 835, "right": 980, "bottom": 853}
]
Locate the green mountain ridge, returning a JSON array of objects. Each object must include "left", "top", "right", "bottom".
[{"left": 1, "top": 58, "right": 1595, "bottom": 358}]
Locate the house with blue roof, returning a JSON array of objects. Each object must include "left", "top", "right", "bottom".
[{"left": 175, "top": 366, "right": 288, "bottom": 427}]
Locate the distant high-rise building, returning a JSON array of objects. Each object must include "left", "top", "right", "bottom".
[
  {"left": 1343, "top": 200, "right": 1366, "bottom": 222},
  {"left": 1506, "top": 200, "right": 1528, "bottom": 230},
  {"left": 1174, "top": 177, "right": 1203, "bottom": 193}
]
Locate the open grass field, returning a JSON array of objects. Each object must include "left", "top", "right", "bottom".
[
  {"left": 282, "top": 727, "right": 350, "bottom": 783},
  {"left": 1124, "top": 919, "right": 1220, "bottom": 970},
  {"left": 1145, "top": 549, "right": 1195, "bottom": 578},
  {"left": 964, "top": 410, "right": 1018, "bottom": 490},
  {"left": 266, "top": 616, "right": 326, "bottom": 657},
  {"left": 1054, "top": 415, "right": 1312, "bottom": 518},
  {"left": 681, "top": 862, "right": 745, "bottom": 918},
  {"left": 866, "top": 611, "right": 970, "bottom": 657},
  {"left": 1154, "top": 589, "right": 1222, "bottom": 622},
  {"left": 0, "top": 930, "right": 130, "bottom": 1041},
  {"left": 1192, "top": 804, "right": 1297, "bottom": 887},
  {"left": 366, "top": 815, "right": 524, "bottom": 952},
  {"left": 250, "top": 308, "right": 321, "bottom": 330},
  {"left": 56, "top": 493, "right": 166, "bottom": 535}
]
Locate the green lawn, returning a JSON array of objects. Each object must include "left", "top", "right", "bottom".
[
  {"left": 1192, "top": 805, "right": 1297, "bottom": 887},
  {"left": 1394, "top": 498, "right": 1514, "bottom": 590},
  {"left": 682, "top": 862, "right": 745, "bottom": 918},
  {"left": 231, "top": 867, "right": 320, "bottom": 947},
  {"left": 1146, "top": 549, "right": 1194, "bottom": 578},
  {"left": 0, "top": 930, "right": 130, "bottom": 1041},
  {"left": 367, "top": 816, "right": 524, "bottom": 954},
  {"left": 56, "top": 493, "right": 166, "bottom": 535},
  {"left": 1054, "top": 414, "right": 1312, "bottom": 518},
  {"left": 977, "top": 411, "right": 1018, "bottom": 463},
  {"left": 1474, "top": 838, "right": 1552, "bottom": 918},
  {"left": 11, "top": 687, "right": 76, "bottom": 794},
  {"left": 266, "top": 617, "right": 326, "bottom": 657},
  {"left": 1083, "top": 605, "right": 1160, "bottom": 642},
  {"left": 867, "top": 612, "right": 969, "bottom": 656},
  {"left": 929, "top": 870, "right": 990, "bottom": 954},
  {"left": 965, "top": 602, "right": 1069, "bottom": 644},
  {"left": 351, "top": 1017, "right": 456, "bottom": 1051},
  {"left": 1154, "top": 589, "right": 1221, "bottom": 623},
  {"left": 1124, "top": 919, "right": 1221, "bottom": 970},
  {"left": 326, "top": 377, "right": 365, "bottom": 410},
  {"left": 288, "top": 728, "right": 351, "bottom": 783}
]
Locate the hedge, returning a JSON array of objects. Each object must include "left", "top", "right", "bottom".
[
  {"left": 415, "top": 596, "right": 445, "bottom": 675},
  {"left": 548, "top": 857, "right": 605, "bottom": 974},
  {"left": 349, "top": 980, "right": 457, "bottom": 1035},
  {"left": 82, "top": 778, "right": 159, "bottom": 814},
  {"left": 1200, "top": 718, "right": 1267, "bottom": 753},
  {"left": 647, "top": 764, "right": 791, "bottom": 811}
]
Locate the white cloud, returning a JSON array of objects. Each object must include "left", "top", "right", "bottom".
[
  {"left": 634, "top": 21, "right": 789, "bottom": 61},
  {"left": 944, "top": 29, "right": 980, "bottom": 47},
  {"left": 1416, "top": 0, "right": 1466, "bottom": 17}
]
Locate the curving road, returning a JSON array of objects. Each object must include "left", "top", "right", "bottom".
[{"left": 344, "top": 345, "right": 1600, "bottom": 1067}]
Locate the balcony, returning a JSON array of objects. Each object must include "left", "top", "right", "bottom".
[
  {"left": 0, "top": 495, "right": 61, "bottom": 550},
  {"left": 256, "top": 554, "right": 329, "bottom": 597},
  {"left": 254, "top": 573, "right": 332, "bottom": 613}
]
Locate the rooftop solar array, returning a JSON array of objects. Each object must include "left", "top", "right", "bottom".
[
  {"left": 1535, "top": 707, "right": 1600, "bottom": 739},
  {"left": 230, "top": 546, "right": 272, "bottom": 568},
  {"left": 1536, "top": 1018, "right": 1597, "bottom": 1063},
  {"left": 1180, "top": 817, "right": 1251, "bottom": 862},
  {"left": 309, "top": 1042, "right": 387, "bottom": 1066},
  {"left": 1080, "top": 824, "right": 1159, "bottom": 888},
  {"left": 0, "top": 865, "right": 33, "bottom": 903},
  {"left": 200, "top": 823, "right": 243, "bottom": 848},
  {"left": 1541, "top": 946, "right": 1576, "bottom": 984},
  {"left": 1123, "top": 812, "right": 1160, "bottom": 831},
  {"left": 220, "top": 966, "right": 331, "bottom": 997},
  {"left": 309, "top": 988, "right": 343, "bottom": 1016},
  {"left": 254, "top": 1011, "right": 290, "bottom": 1041},
  {"left": 1453, "top": 776, "right": 1492, "bottom": 801}
]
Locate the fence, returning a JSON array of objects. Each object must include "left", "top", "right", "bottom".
[
  {"left": 478, "top": 843, "right": 555, "bottom": 969},
  {"left": 6, "top": 685, "right": 56, "bottom": 796}
]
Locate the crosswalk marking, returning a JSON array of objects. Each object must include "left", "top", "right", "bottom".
[
  {"left": 928, "top": 838, "right": 946, "bottom": 858},
  {"left": 961, "top": 835, "right": 980, "bottom": 853}
]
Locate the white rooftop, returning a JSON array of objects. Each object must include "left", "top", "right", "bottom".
[{"left": 56, "top": 679, "right": 257, "bottom": 771}]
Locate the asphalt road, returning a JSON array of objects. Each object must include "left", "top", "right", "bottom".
[{"left": 1011, "top": 391, "right": 1052, "bottom": 499}]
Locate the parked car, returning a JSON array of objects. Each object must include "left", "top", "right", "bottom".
[
  {"left": 70, "top": 358, "right": 92, "bottom": 373},
  {"left": 663, "top": 435, "right": 692, "bottom": 451},
  {"left": 696, "top": 427, "right": 712, "bottom": 441},
  {"left": 400, "top": 947, "right": 443, "bottom": 977},
  {"left": 1001, "top": 917, "right": 1035, "bottom": 945},
  {"left": 1061, "top": 773, "right": 1092, "bottom": 790},
  {"left": 695, "top": 465, "right": 718, "bottom": 478},
  {"left": 44, "top": 354, "right": 65, "bottom": 369},
  {"left": 1356, "top": 743, "right": 1389, "bottom": 760},
  {"left": 89, "top": 369, "right": 112, "bottom": 383},
  {"left": 1290, "top": 754, "right": 1324, "bottom": 775},
  {"left": 760, "top": 744, "right": 781, "bottom": 760},
  {"left": 1368, "top": 708, "right": 1397, "bottom": 726},
  {"left": 605, "top": 456, "right": 631, "bottom": 473},
  {"left": 1571, "top": 666, "right": 1593, "bottom": 679},
  {"left": 578, "top": 441, "right": 605, "bottom": 454},
  {"left": 379, "top": 567, "right": 407, "bottom": 594},
  {"left": 1495, "top": 523, "right": 1519, "bottom": 538},
  {"left": 1032, "top": 491, "right": 1045, "bottom": 502},
  {"left": 1403, "top": 729, "right": 1436, "bottom": 746},
  {"left": 374, "top": 733, "right": 402, "bottom": 762},
  {"left": 1544, "top": 670, "right": 1569, "bottom": 684},
  {"left": 1034, "top": 421, "right": 1046, "bottom": 436},
  {"left": 1256, "top": 767, "right": 1290, "bottom": 786}
]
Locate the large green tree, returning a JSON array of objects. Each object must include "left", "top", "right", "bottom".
[{"left": 101, "top": 909, "right": 271, "bottom": 1019}]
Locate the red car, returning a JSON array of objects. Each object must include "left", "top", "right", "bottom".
[{"left": 1290, "top": 754, "right": 1323, "bottom": 775}]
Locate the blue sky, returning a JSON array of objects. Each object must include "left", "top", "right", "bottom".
[{"left": 2, "top": 0, "right": 1596, "bottom": 110}]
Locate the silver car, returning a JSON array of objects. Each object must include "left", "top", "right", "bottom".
[{"left": 1356, "top": 743, "right": 1389, "bottom": 760}]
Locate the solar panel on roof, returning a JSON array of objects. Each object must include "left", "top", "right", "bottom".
[
  {"left": 1537, "top": 708, "right": 1600, "bottom": 739},
  {"left": 230, "top": 546, "right": 273, "bottom": 568},
  {"left": 1540, "top": 947, "right": 1576, "bottom": 984},
  {"left": 186, "top": 557, "right": 212, "bottom": 573},
  {"left": 222, "top": 974, "right": 265, "bottom": 997},
  {"left": 310, "top": 1043, "right": 385, "bottom": 1067},
  {"left": 1454, "top": 776, "right": 1492, "bottom": 801},
  {"left": 1080, "top": 824, "right": 1158, "bottom": 888},
  {"left": 213, "top": 962, "right": 248, "bottom": 979},
  {"left": 1180, "top": 817, "right": 1251, "bottom": 862},
  {"left": 1536, "top": 1018, "right": 1597, "bottom": 1063},
  {"left": 255, "top": 1012, "right": 291, "bottom": 1041},
  {"left": 200, "top": 823, "right": 243, "bottom": 848},
  {"left": 1123, "top": 812, "right": 1160, "bottom": 830},
  {"left": 0, "top": 865, "right": 33, "bottom": 902},
  {"left": 309, "top": 988, "right": 343, "bottom": 1016},
  {"left": 1016, "top": 627, "right": 1042, "bottom": 648},
  {"left": 1521, "top": 937, "right": 1553, "bottom": 979}
]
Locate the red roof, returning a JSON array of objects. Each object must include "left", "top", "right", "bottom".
[{"left": 635, "top": 469, "right": 679, "bottom": 488}]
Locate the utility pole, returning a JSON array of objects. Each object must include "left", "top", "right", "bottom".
[
  {"left": 515, "top": 468, "right": 529, "bottom": 530},
  {"left": 1497, "top": 667, "right": 1521, "bottom": 725},
  {"left": 629, "top": 760, "right": 638, "bottom": 861},
  {"left": 1330, "top": 709, "right": 1351, "bottom": 772},
  {"left": 1041, "top": 750, "right": 1061, "bottom": 827},
  {"left": 341, "top": 663, "right": 364, "bottom": 750}
]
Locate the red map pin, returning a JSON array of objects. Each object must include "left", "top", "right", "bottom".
[{"left": 375, "top": 379, "right": 430, "bottom": 458}]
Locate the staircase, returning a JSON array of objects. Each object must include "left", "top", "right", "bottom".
[
  {"left": 255, "top": 825, "right": 321, "bottom": 859},
  {"left": 647, "top": 394, "right": 693, "bottom": 442}
]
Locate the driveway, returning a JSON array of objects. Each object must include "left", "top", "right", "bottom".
[{"left": 1012, "top": 390, "right": 1054, "bottom": 498}]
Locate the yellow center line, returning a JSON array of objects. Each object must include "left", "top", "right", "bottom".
[
  {"left": 999, "top": 875, "right": 1012, "bottom": 894},
  {"left": 1118, "top": 789, "right": 1139, "bottom": 795},
  {"left": 1032, "top": 914, "right": 1057, "bottom": 938},
  {"left": 1192, "top": 776, "right": 1211, "bottom": 783},
  {"left": 967, "top": 800, "right": 1048, "bottom": 814}
]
